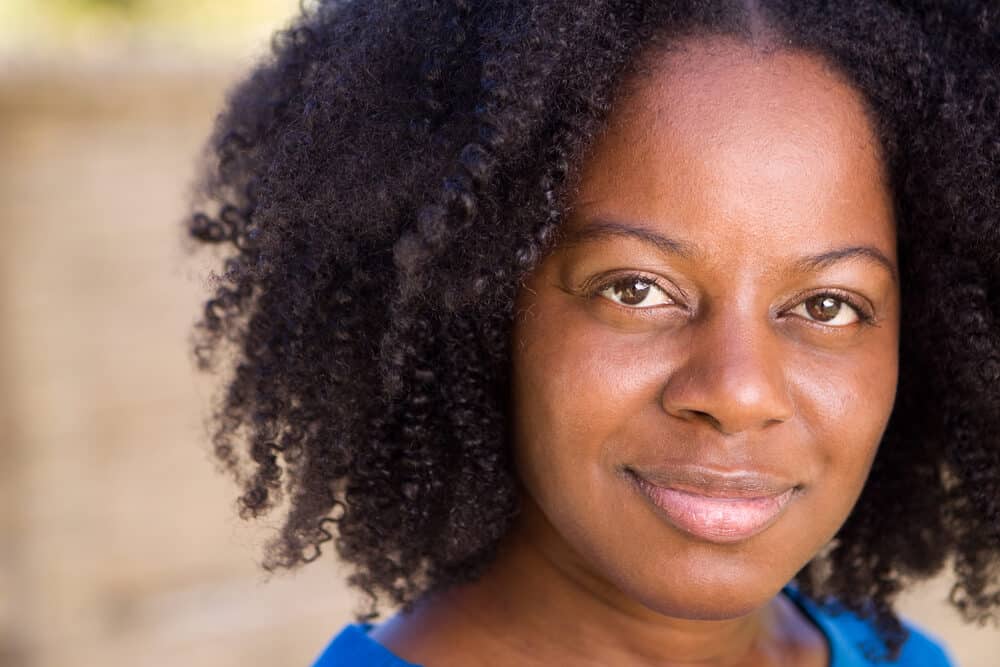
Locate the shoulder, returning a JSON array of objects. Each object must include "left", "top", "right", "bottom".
[
  {"left": 783, "top": 587, "right": 955, "bottom": 666},
  {"left": 893, "top": 624, "right": 954, "bottom": 667},
  {"left": 310, "top": 624, "right": 422, "bottom": 667}
]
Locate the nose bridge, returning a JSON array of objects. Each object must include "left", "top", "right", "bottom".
[{"left": 661, "top": 299, "right": 793, "bottom": 434}]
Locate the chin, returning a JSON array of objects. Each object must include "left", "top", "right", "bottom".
[
  {"left": 586, "top": 541, "right": 795, "bottom": 622},
  {"left": 648, "top": 595, "right": 767, "bottom": 621},
  {"left": 623, "top": 575, "right": 781, "bottom": 621}
]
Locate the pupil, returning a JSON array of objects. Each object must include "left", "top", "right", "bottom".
[
  {"left": 807, "top": 296, "right": 841, "bottom": 321},
  {"left": 615, "top": 279, "right": 650, "bottom": 305}
]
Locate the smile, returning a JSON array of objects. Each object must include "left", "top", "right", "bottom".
[{"left": 626, "top": 468, "right": 799, "bottom": 544}]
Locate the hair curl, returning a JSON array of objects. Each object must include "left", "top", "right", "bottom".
[{"left": 187, "top": 0, "right": 1000, "bottom": 656}]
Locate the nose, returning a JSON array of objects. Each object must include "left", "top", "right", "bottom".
[{"left": 661, "top": 308, "right": 794, "bottom": 435}]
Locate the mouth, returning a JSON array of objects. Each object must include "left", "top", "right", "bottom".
[{"left": 625, "top": 467, "right": 800, "bottom": 544}]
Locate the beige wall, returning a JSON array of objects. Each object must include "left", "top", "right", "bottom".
[
  {"left": 0, "top": 61, "right": 995, "bottom": 666},
  {"left": 0, "top": 62, "right": 355, "bottom": 667}
]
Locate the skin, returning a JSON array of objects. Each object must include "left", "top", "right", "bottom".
[{"left": 374, "top": 36, "right": 900, "bottom": 666}]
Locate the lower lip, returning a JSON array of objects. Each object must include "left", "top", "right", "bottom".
[{"left": 629, "top": 473, "right": 797, "bottom": 544}]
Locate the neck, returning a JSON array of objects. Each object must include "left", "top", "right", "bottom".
[{"left": 374, "top": 501, "right": 822, "bottom": 667}]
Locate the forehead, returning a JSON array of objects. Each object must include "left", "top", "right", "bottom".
[{"left": 567, "top": 37, "right": 894, "bottom": 269}]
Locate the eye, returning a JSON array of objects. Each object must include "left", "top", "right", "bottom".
[
  {"left": 597, "top": 275, "right": 674, "bottom": 308},
  {"left": 789, "top": 294, "right": 864, "bottom": 327}
]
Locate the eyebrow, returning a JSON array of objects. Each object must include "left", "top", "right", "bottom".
[
  {"left": 794, "top": 245, "right": 898, "bottom": 284},
  {"left": 560, "top": 218, "right": 898, "bottom": 284},
  {"left": 559, "top": 220, "right": 698, "bottom": 258}
]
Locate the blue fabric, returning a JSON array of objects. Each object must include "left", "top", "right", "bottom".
[
  {"left": 781, "top": 587, "right": 954, "bottom": 666},
  {"left": 310, "top": 623, "right": 420, "bottom": 667},
  {"left": 310, "top": 589, "right": 954, "bottom": 666}
]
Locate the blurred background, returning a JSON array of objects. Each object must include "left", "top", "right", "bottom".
[
  {"left": 0, "top": 2, "right": 357, "bottom": 666},
  {"left": 0, "top": 2, "right": 995, "bottom": 666}
]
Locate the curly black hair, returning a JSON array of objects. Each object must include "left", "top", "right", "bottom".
[{"left": 187, "top": 0, "right": 999, "bottom": 655}]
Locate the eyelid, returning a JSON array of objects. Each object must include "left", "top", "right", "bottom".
[
  {"left": 783, "top": 289, "right": 877, "bottom": 327},
  {"left": 582, "top": 271, "right": 685, "bottom": 304}
]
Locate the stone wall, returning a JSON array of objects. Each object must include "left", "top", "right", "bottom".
[{"left": 0, "top": 61, "right": 994, "bottom": 666}]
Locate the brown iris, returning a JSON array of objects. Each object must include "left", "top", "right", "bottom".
[
  {"left": 612, "top": 278, "right": 652, "bottom": 306},
  {"left": 804, "top": 295, "right": 842, "bottom": 322}
]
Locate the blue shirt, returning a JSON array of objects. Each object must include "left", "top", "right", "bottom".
[{"left": 310, "top": 588, "right": 954, "bottom": 666}]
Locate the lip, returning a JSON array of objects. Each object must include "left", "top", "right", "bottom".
[{"left": 626, "top": 467, "right": 799, "bottom": 544}]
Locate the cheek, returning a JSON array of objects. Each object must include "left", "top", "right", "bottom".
[
  {"left": 791, "top": 339, "right": 899, "bottom": 503},
  {"left": 508, "top": 295, "right": 696, "bottom": 571},
  {"left": 510, "top": 300, "right": 666, "bottom": 481},
  {"left": 512, "top": 310, "right": 607, "bottom": 527}
]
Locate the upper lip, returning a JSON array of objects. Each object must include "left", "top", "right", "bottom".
[{"left": 625, "top": 464, "right": 797, "bottom": 498}]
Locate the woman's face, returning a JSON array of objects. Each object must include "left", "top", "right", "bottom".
[{"left": 510, "top": 39, "right": 900, "bottom": 620}]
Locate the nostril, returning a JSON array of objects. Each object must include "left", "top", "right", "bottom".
[{"left": 688, "top": 409, "right": 724, "bottom": 432}]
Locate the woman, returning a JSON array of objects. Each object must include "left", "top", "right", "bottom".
[{"left": 188, "top": 1, "right": 999, "bottom": 664}]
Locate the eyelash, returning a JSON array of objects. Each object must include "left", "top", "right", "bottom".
[
  {"left": 584, "top": 272, "right": 877, "bottom": 327},
  {"left": 791, "top": 289, "right": 876, "bottom": 327},
  {"left": 584, "top": 272, "right": 679, "bottom": 310}
]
